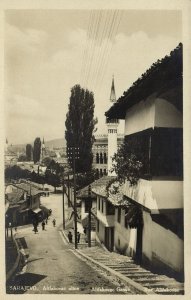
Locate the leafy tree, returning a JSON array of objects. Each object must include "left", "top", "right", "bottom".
[
  {"left": 26, "top": 144, "right": 33, "bottom": 161},
  {"left": 5, "top": 165, "right": 30, "bottom": 180},
  {"left": 42, "top": 157, "right": 52, "bottom": 167},
  {"left": 111, "top": 140, "right": 143, "bottom": 186},
  {"left": 45, "top": 169, "right": 61, "bottom": 192},
  {"left": 65, "top": 85, "right": 97, "bottom": 173},
  {"left": 76, "top": 169, "right": 99, "bottom": 190},
  {"left": 33, "top": 137, "right": 41, "bottom": 163},
  {"left": 18, "top": 154, "right": 28, "bottom": 162}
]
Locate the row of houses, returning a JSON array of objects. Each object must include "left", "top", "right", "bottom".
[
  {"left": 77, "top": 43, "right": 183, "bottom": 281},
  {"left": 5, "top": 181, "right": 48, "bottom": 228}
]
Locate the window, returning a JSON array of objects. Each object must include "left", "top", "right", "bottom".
[
  {"left": 124, "top": 216, "right": 128, "bottom": 228},
  {"left": 84, "top": 202, "right": 89, "bottom": 213},
  {"left": 96, "top": 153, "right": 99, "bottom": 163},
  {"left": 97, "top": 220, "right": 99, "bottom": 232},
  {"left": 101, "top": 199, "right": 104, "bottom": 213},
  {"left": 98, "top": 197, "right": 100, "bottom": 210},
  {"left": 104, "top": 153, "right": 107, "bottom": 164},
  {"left": 118, "top": 207, "right": 121, "bottom": 223},
  {"left": 100, "top": 153, "right": 103, "bottom": 164},
  {"left": 106, "top": 201, "right": 115, "bottom": 215}
]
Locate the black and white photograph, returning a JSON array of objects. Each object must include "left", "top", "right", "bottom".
[{"left": 3, "top": 1, "right": 189, "bottom": 296}]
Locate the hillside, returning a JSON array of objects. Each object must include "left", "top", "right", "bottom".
[
  {"left": 10, "top": 138, "right": 66, "bottom": 152},
  {"left": 45, "top": 138, "right": 66, "bottom": 149}
]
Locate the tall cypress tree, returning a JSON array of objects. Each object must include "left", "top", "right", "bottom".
[
  {"left": 26, "top": 144, "right": 32, "bottom": 161},
  {"left": 33, "top": 137, "right": 41, "bottom": 163},
  {"left": 65, "top": 85, "right": 97, "bottom": 173}
]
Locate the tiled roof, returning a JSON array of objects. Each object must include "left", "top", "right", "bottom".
[
  {"left": 105, "top": 43, "right": 182, "bottom": 119},
  {"left": 7, "top": 189, "right": 24, "bottom": 205},
  {"left": 13, "top": 183, "right": 43, "bottom": 196},
  {"left": 77, "top": 176, "right": 113, "bottom": 199},
  {"left": 77, "top": 176, "right": 130, "bottom": 207}
]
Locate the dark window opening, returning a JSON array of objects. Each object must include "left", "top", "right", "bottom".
[
  {"left": 118, "top": 207, "right": 121, "bottom": 223},
  {"left": 106, "top": 201, "right": 115, "bottom": 215}
]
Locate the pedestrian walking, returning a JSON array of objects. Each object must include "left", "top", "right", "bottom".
[
  {"left": 52, "top": 219, "right": 56, "bottom": 227},
  {"left": 42, "top": 220, "right": 45, "bottom": 230},
  {"left": 68, "top": 231, "right": 73, "bottom": 243},
  {"left": 77, "top": 231, "right": 81, "bottom": 243},
  {"left": 34, "top": 225, "right": 38, "bottom": 234}
]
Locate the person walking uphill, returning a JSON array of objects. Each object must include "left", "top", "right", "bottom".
[
  {"left": 68, "top": 231, "right": 73, "bottom": 243},
  {"left": 77, "top": 231, "right": 81, "bottom": 243},
  {"left": 42, "top": 220, "right": 45, "bottom": 230}
]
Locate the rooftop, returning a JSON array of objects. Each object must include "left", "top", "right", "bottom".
[
  {"left": 105, "top": 43, "right": 182, "bottom": 119},
  {"left": 13, "top": 182, "right": 44, "bottom": 196},
  {"left": 77, "top": 176, "right": 130, "bottom": 207},
  {"left": 7, "top": 189, "right": 24, "bottom": 205}
]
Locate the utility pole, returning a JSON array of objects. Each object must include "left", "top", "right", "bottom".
[
  {"left": 67, "top": 147, "right": 80, "bottom": 250},
  {"left": 62, "top": 176, "right": 65, "bottom": 230},
  {"left": 88, "top": 185, "right": 92, "bottom": 247},
  {"left": 67, "top": 174, "right": 70, "bottom": 207}
]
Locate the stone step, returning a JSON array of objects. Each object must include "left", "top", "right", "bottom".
[
  {"left": 113, "top": 266, "right": 144, "bottom": 271},
  {"left": 143, "top": 281, "right": 184, "bottom": 289},
  {"left": 136, "top": 277, "right": 174, "bottom": 284},
  {"left": 119, "top": 271, "right": 152, "bottom": 276},
  {"left": 124, "top": 273, "right": 156, "bottom": 279},
  {"left": 153, "top": 287, "right": 184, "bottom": 295}
]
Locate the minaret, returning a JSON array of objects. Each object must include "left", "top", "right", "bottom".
[{"left": 106, "top": 76, "right": 119, "bottom": 176}]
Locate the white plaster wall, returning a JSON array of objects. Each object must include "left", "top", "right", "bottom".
[
  {"left": 81, "top": 201, "right": 86, "bottom": 220},
  {"left": 142, "top": 211, "right": 153, "bottom": 261},
  {"left": 97, "top": 221, "right": 105, "bottom": 243},
  {"left": 125, "top": 97, "right": 155, "bottom": 135},
  {"left": 114, "top": 209, "right": 137, "bottom": 256},
  {"left": 124, "top": 94, "right": 182, "bottom": 136},
  {"left": 152, "top": 180, "right": 183, "bottom": 209},
  {"left": 152, "top": 221, "right": 184, "bottom": 272},
  {"left": 81, "top": 199, "right": 97, "bottom": 221},
  {"left": 155, "top": 98, "right": 183, "bottom": 128},
  {"left": 123, "top": 179, "right": 183, "bottom": 210},
  {"left": 97, "top": 209, "right": 115, "bottom": 227}
]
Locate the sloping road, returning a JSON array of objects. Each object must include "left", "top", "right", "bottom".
[{"left": 6, "top": 193, "right": 135, "bottom": 294}]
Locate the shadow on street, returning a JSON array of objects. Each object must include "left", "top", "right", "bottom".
[{"left": 6, "top": 272, "right": 47, "bottom": 294}]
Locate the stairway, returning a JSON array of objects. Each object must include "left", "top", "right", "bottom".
[{"left": 80, "top": 246, "right": 184, "bottom": 295}]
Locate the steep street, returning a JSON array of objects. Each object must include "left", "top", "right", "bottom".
[{"left": 7, "top": 193, "right": 134, "bottom": 294}]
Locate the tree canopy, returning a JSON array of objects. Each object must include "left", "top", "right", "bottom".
[{"left": 65, "top": 84, "right": 97, "bottom": 173}]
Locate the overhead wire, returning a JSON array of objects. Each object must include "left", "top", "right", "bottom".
[{"left": 79, "top": 10, "right": 123, "bottom": 97}]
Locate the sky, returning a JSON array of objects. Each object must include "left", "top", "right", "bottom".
[{"left": 4, "top": 9, "right": 182, "bottom": 145}]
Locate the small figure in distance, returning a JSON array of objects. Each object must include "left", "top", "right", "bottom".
[
  {"left": 52, "top": 219, "right": 56, "bottom": 227},
  {"left": 34, "top": 224, "right": 38, "bottom": 234},
  {"left": 77, "top": 231, "right": 81, "bottom": 243},
  {"left": 68, "top": 231, "right": 73, "bottom": 243},
  {"left": 42, "top": 220, "right": 46, "bottom": 230}
]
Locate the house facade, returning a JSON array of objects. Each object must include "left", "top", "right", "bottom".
[
  {"left": 105, "top": 43, "right": 183, "bottom": 280},
  {"left": 5, "top": 181, "right": 43, "bottom": 226}
]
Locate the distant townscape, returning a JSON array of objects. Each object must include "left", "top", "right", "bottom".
[{"left": 5, "top": 8, "right": 183, "bottom": 296}]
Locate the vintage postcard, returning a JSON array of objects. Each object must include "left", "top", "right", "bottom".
[{"left": 2, "top": 0, "right": 191, "bottom": 298}]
